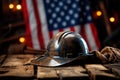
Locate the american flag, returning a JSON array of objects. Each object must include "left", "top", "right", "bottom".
[{"left": 22, "top": 0, "right": 100, "bottom": 51}]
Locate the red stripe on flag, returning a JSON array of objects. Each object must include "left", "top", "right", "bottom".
[
  {"left": 49, "top": 31, "right": 53, "bottom": 39},
  {"left": 70, "top": 26, "right": 75, "bottom": 32},
  {"left": 80, "top": 25, "right": 91, "bottom": 51},
  {"left": 59, "top": 28, "right": 64, "bottom": 32},
  {"left": 90, "top": 23, "right": 101, "bottom": 49},
  {"left": 32, "top": 0, "right": 45, "bottom": 49},
  {"left": 22, "top": 0, "right": 33, "bottom": 48}
]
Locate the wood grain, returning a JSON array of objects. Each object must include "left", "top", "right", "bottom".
[{"left": 85, "top": 64, "right": 119, "bottom": 80}]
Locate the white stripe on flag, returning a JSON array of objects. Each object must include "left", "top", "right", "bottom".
[
  {"left": 27, "top": 0, "right": 40, "bottom": 49},
  {"left": 37, "top": 0, "right": 50, "bottom": 48},
  {"left": 85, "top": 23, "right": 98, "bottom": 50},
  {"left": 64, "top": 27, "right": 71, "bottom": 31},
  {"left": 74, "top": 25, "right": 81, "bottom": 33},
  {"left": 53, "top": 30, "right": 60, "bottom": 36}
]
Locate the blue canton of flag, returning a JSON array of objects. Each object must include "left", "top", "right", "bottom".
[{"left": 44, "top": 0, "right": 92, "bottom": 31}]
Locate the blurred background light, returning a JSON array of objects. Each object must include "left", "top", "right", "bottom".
[
  {"left": 16, "top": 4, "right": 22, "bottom": 10},
  {"left": 109, "top": 17, "right": 115, "bottom": 22},
  {"left": 19, "top": 37, "right": 25, "bottom": 43},
  {"left": 96, "top": 10, "right": 102, "bottom": 16},
  {"left": 9, "top": 3, "right": 14, "bottom": 9}
]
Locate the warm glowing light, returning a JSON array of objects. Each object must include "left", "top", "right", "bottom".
[
  {"left": 9, "top": 3, "right": 14, "bottom": 9},
  {"left": 109, "top": 17, "right": 115, "bottom": 22},
  {"left": 19, "top": 37, "right": 25, "bottom": 43},
  {"left": 16, "top": 4, "right": 22, "bottom": 10},
  {"left": 96, "top": 11, "right": 102, "bottom": 16}
]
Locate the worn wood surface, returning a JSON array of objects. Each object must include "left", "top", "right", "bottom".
[
  {"left": 104, "top": 63, "right": 120, "bottom": 78},
  {"left": 1, "top": 54, "right": 34, "bottom": 66},
  {"left": 37, "top": 66, "right": 89, "bottom": 80},
  {"left": 85, "top": 64, "right": 119, "bottom": 80},
  {"left": 0, "top": 54, "right": 119, "bottom": 80},
  {"left": 0, "top": 65, "right": 34, "bottom": 77},
  {"left": 0, "top": 54, "right": 34, "bottom": 79},
  {"left": 0, "top": 55, "right": 7, "bottom": 65}
]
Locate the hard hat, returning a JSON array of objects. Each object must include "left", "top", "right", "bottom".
[{"left": 31, "top": 31, "right": 90, "bottom": 67}]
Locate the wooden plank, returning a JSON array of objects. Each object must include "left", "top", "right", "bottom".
[
  {"left": 37, "top": 67, "right": 58, "bottom": 80},
  {"left": 0, "top": 65, "right": 34, "bottom": 79},
  {"left": 0, "top": 55, "right": 7, "bottom": 65},
  {"left": 85, "top": 64, "right": 119, "bottom": 80},
  {"left": 0, "top": 54, "right": 35, "bottom": 79},
  {"left": 37, "top": 66, "right": 89, "bottom": 80},
  {"left": 1, "top": 54, "right": 34, "bottom": 66},
  {"left": 104, "top": 63, "right": 120, "bottom": 78}
]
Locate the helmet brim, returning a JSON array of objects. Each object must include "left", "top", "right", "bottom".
[{"left": 29, "top": 53, "right": 92, "bottom": 67}]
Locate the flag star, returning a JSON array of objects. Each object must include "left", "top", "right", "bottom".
[
  {"left": 49, "top": 19, "right": 53, "bottom": 24},
  {"left": 55, "top": 7, "right": 60, "bottom": 12},
  {"left": 87, "top": 16, "right": 92, "bottom": 21},
  {"left": 66, "top": 16, "right": 70, "bottom": 20},
  {"left": 52, "top": 13, "right": 56, "bottom": 18},
  {"left": 53, "top": 23, "right": 58, "bottom": 28},
  {"left": 64, "top": 6, "right": 68, "bottom": 10},
  {"left": 86, "top": 5, "right": 90, "bottom": 10},
  {"left": 69, "top": 10, "right": 73, "bottom": 15},
  {"left": 60, "top": 11, "right": 65, "bottom": 16},
  {"left": 54, "top": 0, "right": 58, "bottom": 2},
  {"left": 62, "top": 22, "right": 67, "bottom": 26},
  {"left": 57, "top": 17, "right": 61, "bottom": 22},
  {"left": 51, "top": 3, "right": 55, "bottom": 8},
  {"left": 72, "top": 4, "right": 77, "bottom": 8},
  {"left": 71, "top": 20, "right": 75, "bottom": 24},
  {"left": 78, "top": 8, "right": 81, "bottom": 12},
  {"left": 46, "top": 0, "right": 50, "bottom": 4},
  {"left": 48, "top": 9, "right": 52, "bottom": 13},
  {"left": 74, "top": 13, "right": 79, "bottom": 18},
  {"left": 76, "top": 0, "right": 79, "bottom": 2},
  {"left": 59, "top": 2, "right": 63, "bottom": 6},
  {"left": 67, "top": 0, "right": 71, "bottom": 4}
]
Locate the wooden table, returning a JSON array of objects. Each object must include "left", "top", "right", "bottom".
[{"left": 0, "top": 54, "right": 120, "bottom": 80}]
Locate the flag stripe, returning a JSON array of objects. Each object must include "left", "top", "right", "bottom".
[
  {"left": 80, "top": 25, "right": 91, "bottom": 50},
  {"left": 22, "top": 0, "right": 33, "bottom": 48},
  {"left": 75, "top": 25, "right": 81, "bottom": 33},
  {"left": 37, "top": 0, "right": 50, "bottom": 48},
  {"left": 23, "top": 0, "right": 41, "bottom": 49},
  {"left": 49, "top": 31, "right": 53, "bottom": 39},
  {"left": 53, "top": 30, "right": 59, "bottom": 37},
  {"left": 70, "top": 26, "right": 75, "bottom": 32},
  {"left": 27, "top": 0, "right": 41, "bottom": 49},
  {"left": 85, "top": 23, "right": 98, "bottom": 50},
  {"left": 64, "top": 27, "right": 71, "bottom": 31},
  {"left": 90, "top": 23, "right": 101, "bottom": 49},
  {"left": 32, "top": 0, "right": 45, "bottom": 49}
]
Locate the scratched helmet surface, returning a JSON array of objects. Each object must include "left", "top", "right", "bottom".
[{"left": 31, "top": 31, "right": 90, "bottom": 67}]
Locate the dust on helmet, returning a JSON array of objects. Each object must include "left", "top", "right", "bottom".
[{"left": 31, "top": 31, "right": 90, "bottom": 67}]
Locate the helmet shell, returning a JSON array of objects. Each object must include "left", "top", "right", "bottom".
[
  {"left": 47, "top": 31, "right": 89, "bottom": 58},
  {"left": 32, "top": 31, "right": 89, "bottom": 67}
]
